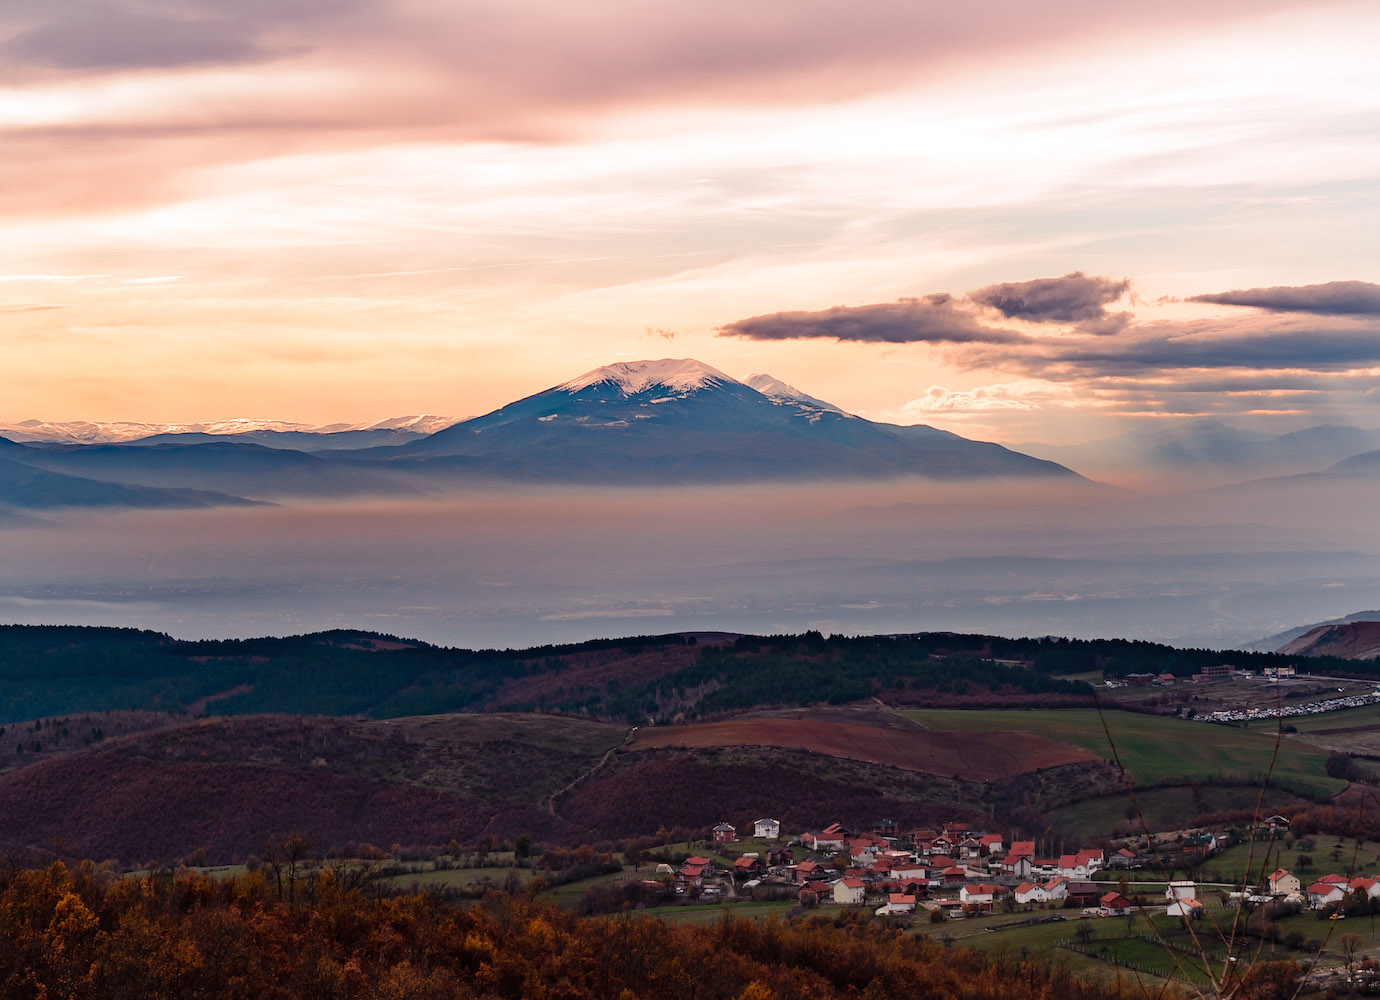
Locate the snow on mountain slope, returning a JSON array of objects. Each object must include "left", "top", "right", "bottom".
[{"left": 744, "top": 374, "right": 844, "bottom": 412}]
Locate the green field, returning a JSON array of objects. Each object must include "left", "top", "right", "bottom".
[
  {"left": 637, "top": 900, "right": 802, "bottom": 924},
  {"left": 901, "top": 708, "right": 1345, "bottom": 797},
  {"left": 1197, "top": 836, "right": 1380, "bottom": 887},
  {"left": 1288, "top": 703, "right": 1380, "bottom": 732},
  {"left": 1046, "top": 785, "right": 1309, "bottom": 841}
]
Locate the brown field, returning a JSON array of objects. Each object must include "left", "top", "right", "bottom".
[{"left": 628, "top": 718, "right": 1096, "bottom": 781}]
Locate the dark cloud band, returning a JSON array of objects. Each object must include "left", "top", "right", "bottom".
[
  {"left": 1190, "top": 281, "right": 1380, "bottom": 316},
  {"left": 970, "top": 271, "right": 1129, "bottom": 326},
  {"left": 718, "top": 295, "right": 1025, "bottom": 344}
]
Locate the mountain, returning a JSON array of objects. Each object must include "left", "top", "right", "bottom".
[
  {"left": 1278, "top": 620, "right": 1380, "bottom": 660},
  {"left": 4, "top": 439, "right": 423, "bottom": 501},
  {"left": 0, "top": 449, "right": 261, "bottom": 511},
  {"left": 395, "top": 359, "right": 1081, "bottom": 483},
  {"left": 0, "top": 415, "right": 460, "bottom": 446},
  {"left": 1018, "top": 421, "right": 1380, "bottom": 486},
  {"left": 1243, "top": 610, "right": 1380, "bottom": 653}
]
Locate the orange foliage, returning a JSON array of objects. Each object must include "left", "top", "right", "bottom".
[{"left": 0, "top": 861, "right": 1180, "bottom": 1000}]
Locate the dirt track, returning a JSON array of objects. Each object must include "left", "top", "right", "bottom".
[{"left": 628, "top": 718, "right": 1096, "bottom": 781}]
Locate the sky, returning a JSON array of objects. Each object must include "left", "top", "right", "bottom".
[{"left": 4, "top": 0, "right": 1380, "bottom": 445}]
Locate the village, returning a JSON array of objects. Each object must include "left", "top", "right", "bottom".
[{"left": 648, "top": 815, "right": 1380, "bottom": 925}]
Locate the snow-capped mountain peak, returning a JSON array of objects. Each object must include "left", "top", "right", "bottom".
[
  {"left": 744, "top": 373, "right": 843, "bottom": 412},
  {"left": 559, "top": 359, "right": 737, "bottom": 397}
]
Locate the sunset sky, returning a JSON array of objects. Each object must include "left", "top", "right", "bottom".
[{"left": 4, "top": 0, "right": 1379, "bottom": 444}]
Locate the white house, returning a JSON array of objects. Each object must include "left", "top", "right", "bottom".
[
  {"left": 1167, "top": 898, "right": 1204, "bottom": 918},
  {"left": 1165, "top": 881, "right": 1197, "bottom": 902},
  {"left": 833, "top": 877, "right": 866, "bottom": 905},
  {"left": 1307, "top": 881, "right": 1347, "bottom": 910},
  {"left": 960, "top": 884, "right": 1003, "bottom": 911},
  {"left": 1351, "top": 877, "right": 1380, "bottom": 899},
  {"left": 876, "top": 893, "right": 917, "bottom": 916},
  {"left": 753, "top": 818, "right": 781, "bottom": 839},
  {"left": 1015, "top": 882, "right": 1046, "bottom": 905},
  {"left": 1042, "top": 877, "right": 1069, "bottom": 901}
]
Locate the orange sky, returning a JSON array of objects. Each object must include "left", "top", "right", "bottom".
[{"left": 3, "top": 0, "right": 1379, "bottom": 444}]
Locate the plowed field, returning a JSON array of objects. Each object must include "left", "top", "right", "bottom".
[{"left": 628, "top": 718, "right": 1096, "bottom": 781}]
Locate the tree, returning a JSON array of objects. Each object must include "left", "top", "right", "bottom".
[
  {"left": 1297, "top": 854, "right": 1314, "bottom": 871},
  {"left": 515, "top": 834, "right": 531, "bottom": 863}
]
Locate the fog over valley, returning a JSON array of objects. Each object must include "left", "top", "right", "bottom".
[{"left": 4, "top": 476, "right": 1378, "bottom": 649}]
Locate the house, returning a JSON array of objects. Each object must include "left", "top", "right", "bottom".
[
  {"left": 1183, "top": 833, "right": 1217, "bottom": 857},
  {"left": 1165, "top": 881, "right": 1197, "bottom": 902},
  {"left": 1268, "top": 869, "right": 1301, "bottom": 896},
  {"left": 1043, "top": 877, "right": 1069, "bottom": 901},
  {"left": 1307, "top": 881, "right": 1348, "bottom": 910},
  {"left": 833, "top": 877, "right": 867, "bottom": 905},
  {"left": 1199, "top": 663, "right": 1234, "bottom": 680},
  {"left": 979, "top": 833, "right": 1005, "bottom": 856},
  {"left": 1006, "top": 855, "right": 1034, "bottom": 880},
  {"left": 1109, "top": 848, "right": 1138, "bottom": 869},
  {"left": 804, "top": 824, "right": 849, "bottom": 852},
  {"left": 1066, "top": 882, "right": 1102, "bottom": 907},
  {"left": 924, "top": 835, "right": 953, "bottom": 857},
  {"left": 1167, "top": 897, "right": 1204, "bottom": 918},
  {"left": 873, "top": 819, "right": 899, "bottom": 838},
  {"left": 1351, "top": 877, "right": 1380, "bottom": 900},
  {"left": 960, "top": 884, "right": 1004, "bottom": 912},
  {"left": 1100, "top": 892, "right": 1133, "bottom": 916},
  {"left": 792, "top": 860, "right": 828, "bottom": 883},
  {"left": 876, "top": 893, "right": 917, "bottom": 916},
  {"left": 1056, "top": 849, "right": 1104, "bottom": 879},
  {"left": 799, "top": 881, "right": 831, "bottom": 902},
  {"left": 897, "top": 878, "right": 930, "bottom": 899},
  {"left": 1264, "top": 815, "right": 1291, "bottom": 831},
  {"left": 677, "top": 865, "right": 706, "bottom": 887},
  {"left": 713, "top": 823, "right": 737, "bottom": 844},
  {"left": 734, "top": 856, "right": 764, "bottom": 877},
  {"left": 957, "top": 838, "right": 984, "bottom": 860},
  {"left": 1156, "top": 673, "right": 1175, "bottom": 685},
  {"left": 1014, "top": 882, "right": 1046, "bottom": 905},
  {"left": 753, "top": 818, "right": 781, "bottom": 839},
  {"left": 891, "top": 862, "right": 928, "bottom": 881}
]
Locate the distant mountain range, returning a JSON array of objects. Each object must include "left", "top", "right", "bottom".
[
  {"left": 0, "top": 415, "right": 460, "bottom": 448},
  {"left": 1019, "top": 421, "right": 1380, "bottom": 486},
  {"left": 0, "top": 359, "right": 1082, "bottom": 510}
]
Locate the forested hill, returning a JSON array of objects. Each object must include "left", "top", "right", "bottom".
[
  {"left": 2, "top": 624, "right": 1374, "bottom": 726},
  {"left": 1, "top": 863, "right": 1174, "bottom": 1000}
]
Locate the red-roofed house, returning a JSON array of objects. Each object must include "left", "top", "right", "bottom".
[
  {"left": 960, "top": 884, "right": 1005, "bottom": 912},
  {"left": 1268, "top": 869, "right": 1301, "bottom": 895},
  {"left": 1014, "top": 882, "right": 1045, "bottom": 905},
  {"left": 833, "top": 877, "right": 867, "bottom": 905},
  {"left": 1307, "top": 881, "right": 1347, "bottom": 910},
  {"left": 979, "top": 833, "right": 1005, "bottom": 856},
  {"left": 877, "top": 893, "right": 917, "bottom": 915},
  {"left": 803, "top": 824, "right": 849, "bottom": 852},
  {"left": 1167, "top": 897, "right": 1204, "bottom": 918},
  {"left": 1100, "top": 892, "right": 1133, "bottom": 915},
  {"left": 1351, "top": 877, "right": 1380, "bottom": 899},
  {"left": 734, "top": 856, "right": 763, "bottom": 876}
]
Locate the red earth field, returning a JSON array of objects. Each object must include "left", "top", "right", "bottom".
[{"left": 628, "top": 718, "right": 1096, "bottom": 781}]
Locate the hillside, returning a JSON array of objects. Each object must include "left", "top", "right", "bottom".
[
  {"left": 0, "top": 706, "right": 1128, "bottom": 863},
  {"left": 0, "top": 713, "right": 626, "bottom": 863},
  {"left": 1279, "top": 620, "right": 1380, "bottom": 659},
  {"left": 10, "top": 623, "right": 1380, "bottom": 727}
]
